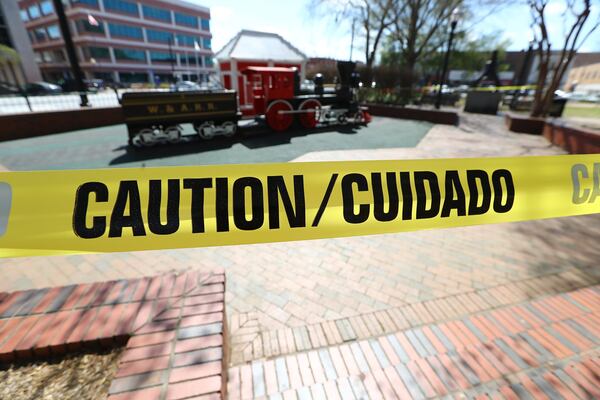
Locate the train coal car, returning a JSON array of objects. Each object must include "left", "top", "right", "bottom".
[{"left": 121, "top": 90, "right": 239, "bottom": 147}]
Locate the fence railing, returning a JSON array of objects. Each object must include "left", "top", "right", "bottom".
[{"left": 0, "top": 87, "right": 171, "bottom": 115}]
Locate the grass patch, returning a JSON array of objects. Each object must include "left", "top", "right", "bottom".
[{"left": 563, "top": 103, "right": 600, "bottom": 119}]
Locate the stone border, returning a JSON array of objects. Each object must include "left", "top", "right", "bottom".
[
  {"left": 505, "top": 113, "right": 600, "bottom": 153},
  {"left": 0, "top": 103, "right": 459, "bottom": 142},
  {"left": 543, "top": 122, "right": 600, "bottom": 154},
  {"left": 0, "top": 268, "right": 227, "bottom": 400},
  {"left": 504, "top": 113, "right": 546, "bottom": 135},
  {"left": 0, "top": 107, "right": 122, "bottom": 142}
]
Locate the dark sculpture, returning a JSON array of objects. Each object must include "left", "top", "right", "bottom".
[{"left": 473, "top": 50, "right": 501, "bottom": 87}]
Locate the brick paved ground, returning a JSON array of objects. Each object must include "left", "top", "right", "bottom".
[
  {"left": 228, "top": 285, "right": 600, "bottom": 399},
  {"left": 0, "top": 269, "right": 228, "bottom": 400},
  {"left": 1, "top": 113, "right": 599, "bottom": 397}
]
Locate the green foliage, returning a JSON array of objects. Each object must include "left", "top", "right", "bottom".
[
  {"left": 380, "top": 30, "right": 512, "bottom": 78},
  {"left": 358, "top": 87, "right": 423, "bottom": 106},
  {"left": 0, "top": 45, "right": 19, "bottom": 63}
]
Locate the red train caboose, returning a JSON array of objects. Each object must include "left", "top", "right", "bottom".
[{"left": 242, "top": 61, "right": 371, "bottom": 131}]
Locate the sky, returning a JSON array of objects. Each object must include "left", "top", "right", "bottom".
[{"left": 189, "top": 0, "right": 600, "bottom": 62}]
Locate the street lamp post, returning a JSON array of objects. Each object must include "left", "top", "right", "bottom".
[
  {"left": 510, "top": 40, "right": 535, "bottom": 110},
  {"left": 435, "top": 8, "right": 460, "bottom": 110},
  {"left": 52, "top": 0, "right": 89, "bottom": 107}
]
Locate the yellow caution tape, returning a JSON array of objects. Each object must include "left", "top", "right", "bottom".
[
  {"left": 424, "top": 85, "right": 536, "bottom": 92},
  {"left": 0, "top": 154, "right": 598, "bottom": 258},
  {"left": 470, "top": 85, "right": 537, "bottom": 91}
]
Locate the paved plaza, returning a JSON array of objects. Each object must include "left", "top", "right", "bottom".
[
  {"left": 0, "top": 117, "right": 428, "bottom": 170},
  {"left": 1, "top": 113, "right": 599, "bottom": 398}
]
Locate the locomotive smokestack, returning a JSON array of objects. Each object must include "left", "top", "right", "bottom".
[{"left": 337, "top": 61, "right": 357, "bottom": 86}]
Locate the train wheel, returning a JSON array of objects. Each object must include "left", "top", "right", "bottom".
[
  {"left": 137, "top": 128, "right": 156, "bottom": 147},
  {"left": 165, "top": 125, "right": 181, "bottom": 143},
  {"left": 298, "top": 99, "right": 321, "bottom": 129},
  {"left": 222, "top": 121, "right": 237, "bottom": 137},
  {"left": 197, "top": 122, "right": 215, "bottom": 140},
  {"left": 266, "top": 100, "right": 294, "bottom": 132}
]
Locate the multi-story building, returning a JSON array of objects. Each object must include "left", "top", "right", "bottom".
[
  {"left": 565, "top": 62, "right": 600, "bottom": 94},
  {"left": 17, "top": 0, "right": 214, "bottom": 84},
  {"left": 0, "top": 0, "right": 42, "bottom": 85}
]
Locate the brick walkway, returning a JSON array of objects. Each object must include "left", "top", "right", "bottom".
[
  {"left": 228, "top": 285, "right": 600, "bottom": 399},
  {"left": 0, "top": 269, "right": 227, "bottom": 400},
  {"left": 1, "top": 114, "right": 599, "bottom": 397}
]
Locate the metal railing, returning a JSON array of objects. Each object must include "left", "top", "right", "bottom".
[{"left": 0, "top": 85, "right": 175, "bottom": 115}]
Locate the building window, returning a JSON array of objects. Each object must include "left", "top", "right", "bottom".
[
  {"left": 176, "top": 34, "right": 197, "bottom": 47},
  {"left": 108, "top": 23, "right": 142, "bottom": 40},
  {"left": 142, "top": 5, "right": 170, "bottom": 22},
  {"left": 71, "top": 0, "right": 99, "bottom": 6},
  {"left": 104, "top": 0, "right": 138, "bottom": 15},
  {"left": 174, "top": 12, "right": 198, "bottom": 28},
  {"left": 84, "top": 46, "right": 110, "bottom": 60},
  {"left": 205, "top": 56, "right": 213, "bottom": 67},
  {"left": 202, "top": 38, "right": 211, "bottom": 50},
  {"left": 181, "top": 54, "right": 200, "bottom": 66},
  {"left": 34, "top": 27, "right": 47, "bottom": 42},
  {"left": 20, "top": 9, "right": 29, "bottom": 21},
  {"left": 47, "top": 25, "right": 61, "bottom": 40},
  {"left": 150, "top": 51, "right": 174, "bottom": 63},
  {"left": 201, "top": 19, "right": 209, "bottom": 31},
  {"left": 28, "top": 5, "right": 41, "bottom": 19},
  {"left": 52, "top": 50, "right": 66, "bottom": 62},
  {"left": 34, "top": 52, "right": 43, "bottom": 63},
  {"left": 119, "top": 72, "right": 148, "bottom": 83},
  {"left": 77, "top": 19, "right": 105, "bottom": 34},
  {"left": 146, "top": 29, "right": 173, "bottom": 43},
  {"left": 113, "top": 48, "right": 146, "bottom": 62},
  {"left": 40, "top": 1, "right": 54, "bottom": 15}
]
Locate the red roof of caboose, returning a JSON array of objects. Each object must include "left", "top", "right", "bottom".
[{"left": 242, "top": 67, "right": 297, "bottom": 74}]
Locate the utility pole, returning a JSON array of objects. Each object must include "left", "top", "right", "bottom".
[
  {"left": 435, "top": 9, "right": 460, "bottom": 110},
  {"left": 510, "top": 41, "right": 534, "bottom": 110},
  {"left": 52, "top": 0, "right": 89, "bottom": 107},
  {"left": 168, "top": 35, "right": 176, "bottom": 83},
  {"left": 349, "top": 18, "right": 355, "bottom": 61}
]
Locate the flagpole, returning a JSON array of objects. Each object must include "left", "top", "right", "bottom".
[
  {"left": 194, "top": 40, "right": 201, "bottom": 82},
  {"left": 185, "top": 50, "right": 189, "bottom": 80}
]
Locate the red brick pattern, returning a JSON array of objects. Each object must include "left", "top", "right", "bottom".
[
  {"left": 0, "top": 269, "right": 227, "bottom": 400},
  {"left": 228, "top": 286, "right": 600, "bottom": 399}
]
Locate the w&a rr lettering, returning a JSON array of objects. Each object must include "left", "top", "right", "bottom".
[{"left": 146, "top": 102, "right": 215, "bottom": 114}]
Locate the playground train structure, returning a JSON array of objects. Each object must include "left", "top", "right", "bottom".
[{"left": 121, "top": 61, "right": 371, "bottom": 147}]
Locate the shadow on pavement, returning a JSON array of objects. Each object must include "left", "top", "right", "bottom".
[{"left": 108, "top": 122, "right": 363, "bottom": 165}]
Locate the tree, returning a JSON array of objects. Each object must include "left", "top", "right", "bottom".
[
  {"left": 381, "top": 29, "right": 511, "bottom": 85},
  {"left": 529, "top": 0, "right": 599, "bottom": 117},
  {"left": 388, "top": 0, "right": 462, "bottom": 97},
  {"left": 310, "top": 0, "right": 396, "bottom": 81}
]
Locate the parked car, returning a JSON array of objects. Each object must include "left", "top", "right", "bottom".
[
  {"left": 58, "top": 78, "right": 102, "bottom": 93},
  {"left": 86, "top": 79, "right": 105, "bottom": 91},
  {"left": 24, "top": 82, "right": 63, "bottom": 95},
  {"left": 173, "top": 80, "right": 201, "bottom": 91},
  {"left": 0, "top": 82, "right": 21, "bottom": 95}
]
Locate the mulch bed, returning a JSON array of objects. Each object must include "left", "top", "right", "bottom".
[{"left": 0, "top": 348, "right": 123, "bottom": 400}]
